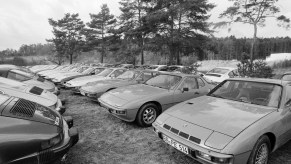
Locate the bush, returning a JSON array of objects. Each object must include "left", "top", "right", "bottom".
[{"left": 237, "top": 59, "right": 274, "bottom": 78}]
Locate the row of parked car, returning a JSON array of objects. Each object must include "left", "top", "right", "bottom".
[
  {"left": 4, "top": 62, "right": 291, "bottom": 164},
  {"left": 0, "top": 64, "right": 79, "bottom": 163}
]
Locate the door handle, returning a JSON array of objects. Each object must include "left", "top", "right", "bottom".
[{"left": 194, "top": 92, "right": 199, "bottom": 95}]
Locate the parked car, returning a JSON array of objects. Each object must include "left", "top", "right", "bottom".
[
  {"left": 64, "top": 68, "right": 126, "bottom": 93},
  {"left": 204, "top": 67, "right": 238, "bottom": 83},
  {"left": 0, "top": 66, "right": 59, "bottom": 95},
  {"left": 147, "top": 65, "right": 168, "bottom": 71},
  {"left": 52, "top": 67, "right": 103, "bottom": 86},
  {"left": 0, "top": 77, "right": 65, "bottom": 114},
  {"left": 80, "top": 70, "right": 158, "bottom": 100},
  {"left": 98, "top": 72, "right": 214, "bottom": 127},
  {"left": 0, "top": 94, "right": 78, "bottom": 163},
  {"left": 281, "top": 71, "right": 291, "bottom": 81},
  {"left": 153, "top": 78, "right": 291, "bottom": 164},
  {"left": 47, "top": 66, "right": 89, "bottom": 81}
]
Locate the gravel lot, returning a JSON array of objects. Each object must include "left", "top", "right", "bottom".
[{"left": 59, "top": 89, "right": 291, "bottom": 164}]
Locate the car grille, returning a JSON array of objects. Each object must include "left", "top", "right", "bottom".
[
  {"left": 163, "top": 124, "right": 201, "bottom": 144},
  {"left": 29, "top": 86, "right": 44, "bottom": 95},
  {"left": 10, "top": 99, "right": 36, "bottom": 118},
  {"left": 39, "top": 149, "right": 54, "bottom": 163}
]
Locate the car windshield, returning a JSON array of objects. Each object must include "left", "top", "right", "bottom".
[
  {"left": 117, "top": 71, "right": 139, "bottom": 80},
  {"left": 94, "top": 68, "right": 105, "bottom": 74},
  {"left": 282, "top": 74, "right": 291, "bottom": 81},
  {"left": 15, "top": 70, "right": 34, "bottom": 78},
  {"left": 82, "top": 67, "right": 94, "bottom": 74},
  {"left": 207, "top": 68, "right": 230, "bottom": 75},
  {"left": 97, "top": 69, "right": 113, "bottom": 77},
  {"left": 209, "top": 80, "right": 282, "bottom": 108},
  {"left": 78, "top": 67, "right": 89, "bottom": 73},
  {"left": 145, "top": 74, "right": 181, "bottom": 89}
]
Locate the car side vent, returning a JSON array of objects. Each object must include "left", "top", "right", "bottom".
[
  {"left": 10, "top": 99, "right": 36, "bottom": 117},
  {"left": 179, "top": 131, "right": 189, "bottom": 139},
  {"left": 170, "top": 127, "right": 179, "bottom": 134},
  {"left": 189, "top": 136, "right": 201, "bottom": 144},
  {"left": 163, "top": 124, "right": 171, "bottom": 130},
  {"left": 37, "top": 77, "right": 45, "bottom": 82},
  {"left": 29, "top": 86, "right": 44, "bottom": 95}
]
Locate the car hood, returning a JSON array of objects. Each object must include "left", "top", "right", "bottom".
[
  {"left": 165, "top": 96, "right": 276, "bottom": 137},
  {"left": 66, "top": 75, "right": 107, "bottom": 86},
  {"left": 2, "top": 98, "right": 61, "bottom": 127},
  {"left": 100, "top": 84, "right": 167, "bottom": 107},
  {"left": 81, "top": 79, "right": 134, "bottom": 93},
  {"left": 23, "top": 79, "right": 55, "bottom": 90},
  {"left": 25, "top": 86, "right": 57, "bottom": 106}
]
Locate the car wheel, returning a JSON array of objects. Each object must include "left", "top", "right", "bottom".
[
  {"left": 247, "top": 135, "right": 271, "bottom": 164},
  {"left": 136, "top": 103, "right": 158, "bottom": 127}
]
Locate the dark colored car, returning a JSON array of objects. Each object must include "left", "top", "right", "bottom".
[{"left": 0, "top": 94, "right": 78, "bottom": 163}]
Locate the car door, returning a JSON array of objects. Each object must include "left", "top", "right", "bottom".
[
  {"left": 279, "top": 85, "right": 291, "bottom": 146},
  {"left": 172, "top": 77, "right": 200, "bottom": 104}
]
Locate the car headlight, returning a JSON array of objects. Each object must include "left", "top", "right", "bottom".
[
  {"left": 196, "top": 151, "right": 233, "bottom": 164},
  {"left": 41, "top": 134, "right": 62, "bottom": 150}
]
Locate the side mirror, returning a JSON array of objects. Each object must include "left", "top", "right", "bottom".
[
  {"left": 182, "top": 88, "right": 189, "bottom": 92},
  {"left": 285, "top": 99, "right": 291, "bottom": 108}
]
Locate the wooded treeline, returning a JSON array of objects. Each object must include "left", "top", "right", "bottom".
[{"left": 1, "top": 36, "right": 290, "bottom": 61}]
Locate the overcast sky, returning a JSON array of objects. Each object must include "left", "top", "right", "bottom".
[{"left": 0, "top": 0, "right": 290, "bottom": 50}]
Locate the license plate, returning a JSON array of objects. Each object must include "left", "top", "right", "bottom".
[{"left": 163, "top": 135, "right": 189, "bottom": 154}]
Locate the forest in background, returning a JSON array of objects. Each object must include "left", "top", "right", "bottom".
[{"left": 0, "top": 36, "right": 290, "bottom": 64}]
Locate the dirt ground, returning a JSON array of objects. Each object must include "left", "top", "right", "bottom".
[{"left": 59, "top": 90, "right": 291, "bottom": 164}]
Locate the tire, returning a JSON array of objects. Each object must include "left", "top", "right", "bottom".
[
  {"left": 247, "top": 135, "right": 271, "bottom": 164},
  {"left": 136, "top": 103, "right": 158, "bottom": 127}
]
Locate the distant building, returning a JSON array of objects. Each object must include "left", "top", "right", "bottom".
[{"left": 266, "top": 53, "right": 291, "bottom": 66}]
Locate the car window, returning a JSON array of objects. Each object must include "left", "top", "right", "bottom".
[
  {"left": 209, "top": 80, "right": 282, "bottom": 108},
  {"left": 145, "top": 74, "right": 181, "bottom": 90},
  {"left": 111, "top": 69, "right": 125, "bottom": 77},
  {"left": 197, "top": 78, "right": 205, "bottom": 87},
  {"left": 179, "top": 77, "right": 198, "bottom": 90},
  {"left": 117, "top": 71, "right": 139, "bottom": 80},
  {"left": 7, "top": 71, "right": 31, "bottom": 82},
  {"left": 159, "top": 66, "right": 168, "bottom": 71}
]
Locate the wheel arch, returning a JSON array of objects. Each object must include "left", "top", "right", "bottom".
[
  {"left": 106, "top": 88, "right": 116, "bottom": 92},
  {"left": 140, "top": 101, "right": 162, "bottom": 115},
  {"left": 264, "top": 132, "right": 276, "bottom": 151}
]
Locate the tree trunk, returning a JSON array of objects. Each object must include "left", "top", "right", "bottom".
[
  {"left": 250, "top": 23, "right": 257, "bottom": 72},
  {"left": 70, "top": 53, "right": 73, "bottom": 64}
]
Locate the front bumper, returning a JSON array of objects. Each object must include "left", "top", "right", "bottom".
[
  {"left": 152, "top": 123, "right": 248, "bottom": 164},
  {"left": 10, "top": 119, "right": 79, "bottom": 164},
  {"left": 98, "top": 99, "right": 138, "bottom": 122}
]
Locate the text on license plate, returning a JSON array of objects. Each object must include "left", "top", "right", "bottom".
[{"left": 163, "top": 135, "right": 189, "bottom": 154}]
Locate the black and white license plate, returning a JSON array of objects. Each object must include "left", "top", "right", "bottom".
[{"left": 163, "top": 135, "right": 189, "bottom": 154}]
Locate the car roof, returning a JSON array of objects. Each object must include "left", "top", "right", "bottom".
[{"left": 228, "top": 77, "right": 290, "bottom": 86}]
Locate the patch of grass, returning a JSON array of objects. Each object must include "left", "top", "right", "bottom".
[{"left": 59, "top": 88, "right": 291, "bottom": 164}]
